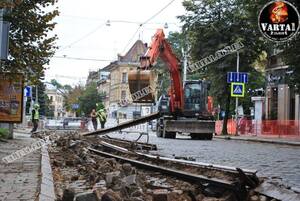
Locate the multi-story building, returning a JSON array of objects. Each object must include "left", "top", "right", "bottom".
[
  {"left": 98, "top": 40, "right": 157, "bottom": 119},
  {"left": 45, "top": 85, "right": 65, "bottom": 118},
  {"left": 265, "top": 49, "right": 299, "bottom": 120},
  {"left": 86, "top": 70, "right": 99, "bottom": 86},
  {"left": 97, "top": 77, "right": 111, "bottom": 109}
]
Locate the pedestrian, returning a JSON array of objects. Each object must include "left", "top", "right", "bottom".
[
  {"left": 97, "top": 108, "right": 107, "bottom": 129},
  {"left": 31, "top": 103, "right": 40, "bottom": 133},
  {"left": 90, "top": 109, "right": 98, "bottom": 131}
]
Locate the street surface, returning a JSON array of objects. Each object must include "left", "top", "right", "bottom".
[{"left": 106, "top": 129, "right": 300, "bottom": 190}]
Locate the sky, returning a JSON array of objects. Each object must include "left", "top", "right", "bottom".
[{"left": 45, "top": 0, "right": 186, "bottom": 86}]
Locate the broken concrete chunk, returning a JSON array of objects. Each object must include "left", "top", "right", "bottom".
[
  {"left": 93, "top": 180, "right": 107, "bottom": 189},
  {"left": 105, "top": 171, "right": 121, "bottom": 185},
  {"left": 152, "top": 189, "right": 169, "bottom": 201},
  {"left": 250, "top": 195, "right": 259, "bottom": 201},
  {"left": 100, "top": 189, "right": 122, "bottom": 201},
  {"left": 259, "top": 195, "right": 267, "bottom": 201},
  {"left": 61, "top": 188, "right": 75, "bottom": 201},
  {"left": 122, "top": 163, "right": 132, "bottom": 175},
  {"left": 74, "top": 191, "right": 99, "bottom": 201},
  {"left": 122, "top": 174, "right": 136, "bottom": 186},
  {"left": 130, "top": 197, "right": 144, "bottom": 201}
]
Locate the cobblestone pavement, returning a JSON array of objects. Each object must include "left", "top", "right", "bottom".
[
  {"left": 0, "top": 133, "right": 40, "bottom": 201},
  {"left": 107, "top": 130, "right": 300, "bottom": 190}
]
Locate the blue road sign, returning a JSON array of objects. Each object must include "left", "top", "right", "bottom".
[
  {"left": 24, "top": 86, "right": 32, "bottom": 97},
  {"left": 72, "top": 104, "right": 79, "bottom": 110},
  {"left": 231, "top": 82, "right": 245, "bottom": 97},
  {"left": 221, "top": 111, "right": 225, "bottom": 118},
  {"left": 227, "top": 72, "right": 248, "bottom": 83}
]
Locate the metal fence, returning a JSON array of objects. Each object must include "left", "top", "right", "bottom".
[{"left": 215, "top": 119, "right": 300, "bottom": 138}]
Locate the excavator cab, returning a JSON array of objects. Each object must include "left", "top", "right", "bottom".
[{"left": 183, "top": 80, "right": 211, "bottom": 118}]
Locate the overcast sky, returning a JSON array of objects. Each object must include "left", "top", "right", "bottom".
[{"left": 45, "top": 0, "right": 186, "bottom": 86}]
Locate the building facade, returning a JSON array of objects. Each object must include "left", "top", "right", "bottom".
[
  {"left": 46, "top": 87, "right": 65, "bottom": 118},
  {"left": 265, "top": 50, "right": 299, "bottom": 120},
  {"left": 98, "top": 40, "right": 157, "bottom": 119}
]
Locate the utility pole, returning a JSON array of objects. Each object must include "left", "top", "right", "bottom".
[
  {"left": 35, "top": 85, "right": 38, "bottom": 103},
  {"left": 235, "top": 51, "right": 240, "bottom": 136},
  {"left": 182, "top": 47, "right": 187, "bottom": 85}
]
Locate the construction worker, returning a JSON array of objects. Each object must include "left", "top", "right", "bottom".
[
  {"left": 97, "top": 108, "right": 107, "bottom": 129},
  {"left": 31, "top": 103, "right": 40, "bottom": 133},
  {"left": 90, "top": 108, "right": 98, "bottom": 130}
]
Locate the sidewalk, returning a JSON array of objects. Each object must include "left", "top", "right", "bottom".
[
  {"left": 214, "top": 135, "right": 300, "bottom": 146},
  {"left": 0, "top": 131, "right": 46, "bottom": 200}
]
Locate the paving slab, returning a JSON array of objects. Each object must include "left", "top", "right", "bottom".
[{"left": 0, "top": 132, "right": 40, "bottom": 201}]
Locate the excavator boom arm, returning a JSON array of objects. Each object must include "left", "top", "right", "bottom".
[{"left": 140, "top": 29, "right": 184, "bottom": 113}]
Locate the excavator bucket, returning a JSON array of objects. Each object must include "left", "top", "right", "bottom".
[{"left": 128, "top": 70, "right": 156, "bottom": 103}]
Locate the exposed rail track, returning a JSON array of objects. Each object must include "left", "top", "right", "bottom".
[{"left": 88, "top": 140, "right": 260, "bottom": 200}]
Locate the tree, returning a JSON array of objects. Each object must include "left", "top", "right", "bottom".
[
  {"left": 77, "top": 82, "right": 104, "bottom": 117},
  {"left": 50, "top": 79, "right": 63, "bottom": 89},
  {"left": 180, "top": 0, "right": 267, "bottom": 134},
  {"left": 64, "top": 85, "right": 84, "bottom": 114},
  {"left": 25, "top": 82, "right": 53, "bottom": 117},
  {"left": 2, "top": 0, "right": 59, "bottom": 83}
]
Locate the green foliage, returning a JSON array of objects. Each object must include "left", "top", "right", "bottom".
[
  {"left": 180, "top": 0, "right": 268, "bottom": 133},
  {"left": 0, "top": 128, "right": 8, "bottom": 139},
  {"left": 1, "top": 0, "right": 59, "bottom": 84},
  {"left": 63, "top": 85, "right": 83, "bottom": 114},
  {"left": 26, "top": 82, "right": 53, "bottom": 117},
  {"left": 50, "top": 79, "right": 63, "bottom": 89},
  {"left": 167, "top": 31, "right": 186, "bottom": 59},
  {"left": 77, "top": 82, "right": 104, "bottom": 117}
]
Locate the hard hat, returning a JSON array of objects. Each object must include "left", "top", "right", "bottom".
[{"left": 34, "top": 103, "right": 40, "bottom": 108}]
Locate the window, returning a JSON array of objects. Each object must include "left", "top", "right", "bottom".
[
  {"left": 184, "top": 83, "right": 202, "bottom": 110},
  {"left": 122, "top": 72, "right": 127, "bottom": 83},
  {"left": 121, "top": 90, "right": 126, "bottom": 100}
]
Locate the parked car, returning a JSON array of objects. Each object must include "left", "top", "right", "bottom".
[{"left": 62, "top": 117, "right": 82, "bottom": 130}]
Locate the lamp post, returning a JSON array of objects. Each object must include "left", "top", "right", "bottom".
[{"left": 235, "top": 51, "right": 240, "bottom": 136}]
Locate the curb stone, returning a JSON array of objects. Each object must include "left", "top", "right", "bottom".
[
  {"left": 39, "top": 146, "right": 56, "bottom": 201},
  {"left": 214, "top": 135, "right": 300, "bottom": 147}
]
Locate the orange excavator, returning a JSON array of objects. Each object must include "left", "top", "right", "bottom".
[{"left": 128, "top": 29, "right": 215, "bottom": 140}]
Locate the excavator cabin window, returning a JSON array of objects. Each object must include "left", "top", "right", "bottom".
[{"left": 184, "top": 82, "right": 202, "bottom": 111}]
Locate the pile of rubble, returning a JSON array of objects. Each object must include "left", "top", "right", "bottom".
[{"left": 32, "top": 131, "right": 278, "bottom": 201}]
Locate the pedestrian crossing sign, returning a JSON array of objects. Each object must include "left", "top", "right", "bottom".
[{"left": 231, "top": 82, "right": 245, "bottom": 97}]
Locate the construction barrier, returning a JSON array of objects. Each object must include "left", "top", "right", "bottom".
[{"left": 215, "top": 119, "right": 300, "bottom": 138}]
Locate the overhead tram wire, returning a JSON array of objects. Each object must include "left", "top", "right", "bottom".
[
  {"left": 142, "top": 0, "right": 176, "bottom": 25},
  {"left": 121, "top": 0, "right": 176, "bottom": 54},
  {"left": 61, "top": 15, "right": 178, "bottom": 25},
  {"left": 52, "top": 56, "right": 113, "bottom": 62},
  {"left": 57, "top": 23, "right": 107, "bottom": 52}
]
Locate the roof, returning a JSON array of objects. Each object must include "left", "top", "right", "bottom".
[
  {"left": 102, "top": 40, "right": 147, "bottom": 71},
  {"left": 118, "top": 40, "right": 147, "bottom": 63}
]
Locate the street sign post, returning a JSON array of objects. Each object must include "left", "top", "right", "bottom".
[
  {"left": 72, "top": 104, "right": 79, "bottom": 110},
  {"left": 227, "top": 72, "right": 248, "bottom": 83},
  {"left": 24, "top": 86, "right": 32, "bottom": 97},
  {"left": 231, "top": 82, "right": 245, "bottom": 97}
]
